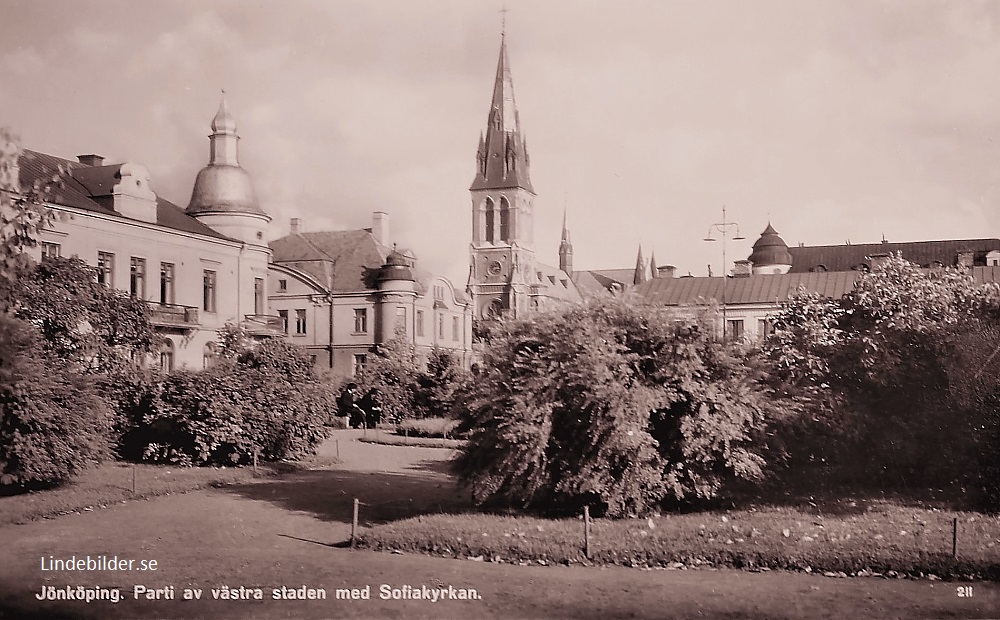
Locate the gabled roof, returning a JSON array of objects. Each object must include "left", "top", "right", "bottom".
[
  {"left": 18, "top": 149, "right": 231, "bottom": 240},
  {"left": 634, "top": 271, "right": 860, "bottom": 306},
  {"left": 788, "top": 239, "right": 1000, "bottom": 273},
  {"left": 530, "top": 261, "right": 583, "bottom": 303}
]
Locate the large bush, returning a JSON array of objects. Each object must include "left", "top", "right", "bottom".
[
  {"left": 764, "top": 254, "right": 1000, "bottom": 508},
  {"left": 0, "top": 314, "right": 110, "bottom": 485},
  {"left": 126, "top": 339, "right": 334, "bottom": 466},
  {"left": 454, "top": 299, "right": 787, "bottom": 517}
]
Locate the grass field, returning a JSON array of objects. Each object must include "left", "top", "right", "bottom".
[
  {"left": 359, "top": 500, "right": 1000, "bottom": 580},
  {"left": 0, "top": 457, "right": 334, "bottom": 526}
]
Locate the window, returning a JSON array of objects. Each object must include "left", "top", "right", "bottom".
[
  {"left": 499, "top": 197, "right": 510, "bottom": 241},
  {"left": 159, "top": 263, "right": 175, "bottom": 305},
  {"left": 202, "top": 270, "right": 217, "bottom": 312},
  {"left": 353, "top": 308, "right": 367, "bottom": 333},
  {"left": 485, "top": 198, "right": 495, "bottom": 243},
  {"left": 352, "top": 354, "right": 366, "bottom": 377},
  {"left": 758, "top": 318, "right": 773, "bottom": 341},
  {"left": 254, "top": 278, "right": 264, "bottom": 315},
  {"left": 452, "top": 316, "right": 460, "bottom": 341},
  {"left": 159, "top": 339, "right": 175, "bottom": 373},
  {"left": 438, "top": 313, "right": 445, "bottom": 338},
  {"left": 203, "top": 342, "right": 216, "bottom": 369},
  {"left": 41, "top": 242, "right": 60, "bottom": 260},
  {"left": 130, "top": 257, "right": 146, "bottom": 300},
  {"left": 97, "top": 252, "right": 114, "bottom": 287},
  {"left": 396, "top": 306, "right": 407, "bottom": 335},
  {"left": 433, "top": 285, "right": 444, "bottom": 301},
  {"left": 726, "top": 319, "right": 744, "bottom": 341},
  {"left": 416, "top": 310, "right": 424, "bottom": 337},
  {"left": 278, "top": 279, "right": 287, "bottom": 292},
  {"left": 278, "top": 309, "right": 289, "bottom": 334},
  {"left": 295, "top": 309, "right": 307, "bottom": 335}
]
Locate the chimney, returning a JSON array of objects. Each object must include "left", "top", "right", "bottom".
[
  {"left": 657, "top": 265, "right": 677, "bottom": 278},
  {"left": 956, "top": 250, "right": 974, "bottom": 270},
  {"left": 372, "top": 211, "right": 389, "bottom": 246},
  {"left": 77, "top": 154, "right": 104, "bottom": 167},
  {"left": 733, "top": 259, "right": 752, "bottom": 278},
  {"left": 868, "top": 253, "right": 891, "bottom": 271},
  {"left": 112, "top": 163, "right": 158, "bottom": 224},
  {"left": 290, "top": 217, "right": 302, "bottom": 235}
]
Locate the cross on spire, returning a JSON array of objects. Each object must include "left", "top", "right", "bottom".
[{"left": 499, "top": 5, "right": 508, "bottom": 36}]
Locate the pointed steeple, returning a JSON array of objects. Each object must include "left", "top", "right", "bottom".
[
  {"left": 649, "top": 251, "right": 657, "bottom": 279},
  {"left": 558, "top": 206, "right": 573, "bottom": 275},
  {"left": 470, "top": 35, "right": 533, "bottom": 192},
  {"left": 208, "top": 92, "right": 239, "bottom": 167},
  {"left": 634, "top": 245, "right": 648, "bottom": 285}
]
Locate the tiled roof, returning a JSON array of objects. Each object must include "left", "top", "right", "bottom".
[
  {"left": 18, "top": 150, "right": 231, "bottom": 241},
  {"left": 532, "top": 261, "right": 582, "bottom": 303},
  {"left": 270, "top": 230, "right": 390, "bottom": 293},
  {"left": 788, "top": 239, "right": 1000, "bottom": 273},
  {"left": 634, "top": 271, "right": 860, "bottom": 306}
]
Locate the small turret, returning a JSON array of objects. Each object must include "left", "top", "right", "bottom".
[
  {"left": 749, "top": 223, "right": 793, "bottom": 275},
  {"left": 558, "top": 208, "right": 573, "bottom": 276}
]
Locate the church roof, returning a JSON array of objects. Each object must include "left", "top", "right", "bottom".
[
  {"left": 530, "top": 261, "right": 583, "bottom": 303},
  {"left": 17, "top": 149, "right": 230, "bottom": 240},
  {"left": 634, "top": 271, "right": 860, "bottom": 306},
  {"left": 787, "top": 239, "right": 1000, "bottom": 272}
]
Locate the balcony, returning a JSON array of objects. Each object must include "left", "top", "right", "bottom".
[
  {"left": 243, "top": 314, "right": 285, "bottom": 338},
  {"left": 148, "top": 303, "right": 199, "bottom": 331}
]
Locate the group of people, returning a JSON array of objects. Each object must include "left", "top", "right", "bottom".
[{"left": 336, "top": 383, "right": 385, "bottom": 429}]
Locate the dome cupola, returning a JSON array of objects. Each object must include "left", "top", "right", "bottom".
[
  {"left": 749, "top": 223, "right": 793, "bottom": 274},
  {"left": 187, "top": 94, "right": 267, "bottom": 218},
  {"left": 378, "top": 249, "right": 416, "bottom": 283}
]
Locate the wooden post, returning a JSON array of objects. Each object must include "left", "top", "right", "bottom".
[
  {"left": 584, "top": 506, "right": 591, "bottom": 559},
  {"left": 952, "top": 517, "right": 958, "bottom": 559},
  {"left": 131, "top": 466, "right": 136, "bottom": 496},
  {"left": 336, "top": 439, "right": 340, "bottom": 460},
  {"left": 252, "top": 449, "right": 258, "bottom": 471},
  {"left": 351, "top": 498, "right": 359, "bottom": 549}
]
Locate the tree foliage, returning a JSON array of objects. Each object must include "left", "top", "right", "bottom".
[
  {"left": 354, "top": 334, "right": 423, "bottom": 422},
  {"left": 11, "top": 256, "right": 155, "bottom": 372},
  {"left": 0, "top": 314, "right": 110, "bottom": 485},
  {"left": 454, "top": 299, "right": 786, "bottom": 517},
  {"left": 764, "top": 253, "right": 1000, "bottom": 507}
]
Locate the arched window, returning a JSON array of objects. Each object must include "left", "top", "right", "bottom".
[
  {"left": 203, "top": 342, "right": 217, "bottom": 369},
  {"left": 159, "top": 339, "right": 175, "bottom": 374},
  {"left": 499, "top": 197, "right": 510, "bottom": 242},
  {"left": 485, "top": 198, "right": 495, "bottom": 243}
]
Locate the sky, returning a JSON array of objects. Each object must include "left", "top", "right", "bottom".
[{"left": 3, "top": 0, "right": 1000, "bottom": 285}]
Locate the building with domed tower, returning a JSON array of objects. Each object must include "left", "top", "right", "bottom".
[
  {"left": 18, "top": 95, "right": 282, "bottom": 371},
  {"left": 634, "top": 221, "right": 1000, "bottom": 342},
  {"left": 267, "top": 212, "right": 475, "bottom": 377}
]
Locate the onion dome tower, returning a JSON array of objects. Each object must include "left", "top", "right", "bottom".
[
  {"left": 376, "top": 249, "right": 417, "bottom": 344},
  {"left": 187, "top": 94, "right": 271, "bottom": 245},
  {"left": 749, "top": 223, "right": 793, "bottom": 275}
]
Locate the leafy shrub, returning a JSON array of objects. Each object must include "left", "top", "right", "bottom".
[
  {"left": 125, "top": 339, "right": 334, "bottom": 466},
  {"left": 454, "top": 299, "right": 787, "bottom": 517},
  {"left": 396, "top": 417, "right": 460, "bottom": 438},
  {"left": 0, "top": 314, "right": 110, "bottom": 485}
]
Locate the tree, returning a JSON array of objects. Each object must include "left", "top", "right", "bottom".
[
  {"left": 11, "top": 256, "right": 155, "bottom": 372},
  {"left": 0, "top": 314, "right": 110, "bottom": 485},
  {"left": 354, "top": 333, "right": 423, "bottom": 422},
  {"left": 414, "top": 348, "right": 470, "bottom": 418},
  {"left": 0, "top": 128, "right": 59, "bottom": 308},
  {"left": 455, "top": 299, "right": 786, "bottom": 517}
]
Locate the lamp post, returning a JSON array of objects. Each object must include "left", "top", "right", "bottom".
[{"left": 703, "top": 205, "right": 745, "bottom": 339}]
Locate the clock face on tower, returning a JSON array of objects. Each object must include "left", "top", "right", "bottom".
[{"left": 488, "top": 260, "right": 503, "bottom": 276}]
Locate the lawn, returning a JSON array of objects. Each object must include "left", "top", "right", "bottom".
[
  {"left": 359, "top": 502, "right": 1000, "bottom": 580},
  {"left": 0, "top": 457, "right": 331, "bottom": 526}
]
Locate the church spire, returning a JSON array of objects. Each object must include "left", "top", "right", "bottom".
[
  {"left": 470, "top": 35, "right": 533, "bottom": 192},
  {"left": 633, "top": 245, "right": 648, "bottom": 285},
  {"left": 559, "top": 206, "right": 573, "bottom": 275},
  {"left": 649, "top": 251, "right": 658, "bottom": 279}
]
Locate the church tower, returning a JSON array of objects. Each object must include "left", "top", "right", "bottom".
[
  {"left": 558, "top": 208, "right": 573, "bottom": 276},
  {"left": 468, "top": 33, "right": 537, "bottom": 320}
]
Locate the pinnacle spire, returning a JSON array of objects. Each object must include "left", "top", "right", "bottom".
[
  {"left": 561, "top": 206, "right": 570, "bottom": 243},
  {"left": 211, "top": 91, "right": 237, "bottom": 135},
  {"left": 649, "top": 251, "right": 657, "bottom": 279},
  {"left": 634, "top": 245, "right": 648, "bottom": 285}
]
